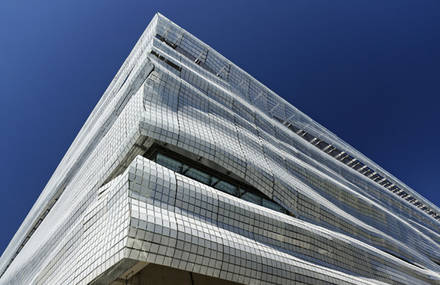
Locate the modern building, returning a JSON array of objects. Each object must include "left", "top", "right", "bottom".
[{"left": 1, "top": 13, "right": 440, "bottom": 285}]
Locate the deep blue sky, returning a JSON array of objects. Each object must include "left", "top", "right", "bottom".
[{"left": 1, "top": 1, "right": 439, "bottom": 255}]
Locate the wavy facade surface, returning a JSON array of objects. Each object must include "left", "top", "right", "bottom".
[{"left": 1, "top": 13, "right": 440, "bottom": 285}]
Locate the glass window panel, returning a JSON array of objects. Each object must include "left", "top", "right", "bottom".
[
  {"left": 210, "top": 177, "right": 219, "bottom": 186},
  {"left": 154, "top": 152, "right": 289, "bottom": 216},
  {"left": 239, "top": 187, "right": 247, "bottom": 196},
  {"left": 182, "top": 164, "right": 190, "bottom": 174},
  {"left": 156, "top": 153, "right": 182, "bottom": 173},
  {"left": 186, "top": 168, "right": 211, "bottom": 184},
  {"left": 262, "top": 198, "right": 284, "bottom": 213},
  {"left": 214, "top": 181, "right": 238, "bottom": 196},
  {"left": 241, "top": 192, "right": 262, "bottom": 205}
]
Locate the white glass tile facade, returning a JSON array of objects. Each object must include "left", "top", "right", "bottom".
[{"left": 1, "top": 13, "right": 439, "bottom": 285}]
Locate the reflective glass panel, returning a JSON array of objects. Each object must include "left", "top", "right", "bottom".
[
  {"left": 215, "top": 181, "right": 238, "bottom": 196},
  {"left": 262, "top": 198, "right": 284, "bottom": 213},
  {"left": 156, "top": 153, "right": 182, "bottom": 173},
  {"left": 186, "top": 168, "right": 211, "bottom": 184},
  {"left": 210, "top": 177, "right": 219, "bottom": 186},
  {"left": 241, "top": 192, "right": 262, "bottom": 205}
]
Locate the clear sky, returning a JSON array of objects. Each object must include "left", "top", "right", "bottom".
[{"left": 1, "top": 1, "right": 439, "bottom": 255}]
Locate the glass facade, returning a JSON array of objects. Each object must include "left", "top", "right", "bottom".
[{"left": 153, "top": 151, "right": 290, "bottom": 215}]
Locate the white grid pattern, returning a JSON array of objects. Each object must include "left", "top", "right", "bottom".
[{"left": 1, "top": 13, "right": 439, "bottom": 285}]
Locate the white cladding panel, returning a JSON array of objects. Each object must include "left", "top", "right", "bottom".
[{"left": 1, "top": 13, "right": 439, "bottom": 285}]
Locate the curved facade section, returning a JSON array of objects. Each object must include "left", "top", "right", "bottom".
[{"left": 0, "top": 13, "right": 439, "bottom": 285}]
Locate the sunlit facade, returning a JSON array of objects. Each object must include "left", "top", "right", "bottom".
[{"left": 1, "top": 13, "right": 440, "bottom": 285}]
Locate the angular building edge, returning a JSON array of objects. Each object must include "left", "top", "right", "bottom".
[
  {"left": 0, "top": 14, "right": 160, "bottom": 277},
  {"left": 1, "top": 13, "right": 439, "bottom": 285}
]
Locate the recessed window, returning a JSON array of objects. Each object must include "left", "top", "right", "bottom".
[
  {"left": 263, "top": 198, "right": 285, "bottom": 212},
  {"left": 214, "top": 181, "right": 238, "bottom": 196},
  {"left": 149, "top": 146, "right": 291, "bottom": 215},
  {"left": 185, "top": 168, "right": 211, "bottom": 185},
  {"left": 241, "top": 191, "right": 262, "bottom": 205},
  {"left": 156, "top": 153, "right": 182, "bottom": 172}
]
